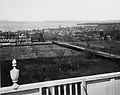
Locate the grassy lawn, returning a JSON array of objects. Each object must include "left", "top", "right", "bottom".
[{"left": 0, "top": 44, "right": 81, "bottom": 61}]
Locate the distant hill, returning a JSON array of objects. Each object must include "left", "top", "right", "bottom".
[{"left": 0, "top": 20, "right": 120, "bottom": 31}]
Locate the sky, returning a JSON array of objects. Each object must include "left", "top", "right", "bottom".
[{"left": 0, "top": 0, "right": 120, "bottom": 21}]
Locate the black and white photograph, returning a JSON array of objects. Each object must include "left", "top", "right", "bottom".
[{"left": 0, "top": 0, "right": 120, "bottom": 95}]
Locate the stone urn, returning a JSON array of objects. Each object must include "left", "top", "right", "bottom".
[{"left": 10, "top": 59, "right": 19, "bottom": 89}]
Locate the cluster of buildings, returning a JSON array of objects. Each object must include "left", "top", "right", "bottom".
[{"left": 0, "top": 23, "right": 119, "bottom": 44}]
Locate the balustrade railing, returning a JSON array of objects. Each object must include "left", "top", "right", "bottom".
[{"left": 0, "top": 59, "right": 120, "bottom": 95}]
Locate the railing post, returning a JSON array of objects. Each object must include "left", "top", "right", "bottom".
[
  {"left": 10, "top": 59, "right": 19, "bottom": 90},
  {"left": 110, "top": 78, "right": 116, "bottom": 95},
  {"left": 81, "top": 80, "right": 87, "bottom": 95}
]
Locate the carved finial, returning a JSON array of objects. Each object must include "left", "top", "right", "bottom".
[
  {"left": 10, "top": 59, "right": 19, "bottom": 89},
  {"left": 12, "top": 59, "right": 17, "bottom": 67}
]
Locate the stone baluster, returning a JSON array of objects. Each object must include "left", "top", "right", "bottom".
[{"left": 10, "top": 59, "right": 19, "bottom": 89}]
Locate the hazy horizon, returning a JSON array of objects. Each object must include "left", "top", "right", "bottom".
[
  {"left": 1, "top": 0, "right": 120, "bottom": 31},
  {"left": 0, "top": 20, "right": 79, "bottom": 31},
  {"left": 0, "top": 20, "right": 120, "bottom": 31}
]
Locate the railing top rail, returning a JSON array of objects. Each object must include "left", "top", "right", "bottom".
[
  {"left": 0, "top": 72, "right": 120, "bottom": 94},
  {"left": 40, "top": 71, "right": 120, "bottom": 87}
]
